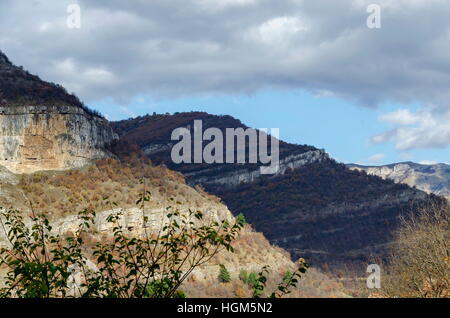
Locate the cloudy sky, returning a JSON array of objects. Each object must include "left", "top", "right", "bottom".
[{"left": 1, "top": 0, "right": 449, "bottom": 165}]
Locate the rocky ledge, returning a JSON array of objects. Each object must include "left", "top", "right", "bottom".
[{"left": 0, "top": 105, "right": 118, "bottom": 174}]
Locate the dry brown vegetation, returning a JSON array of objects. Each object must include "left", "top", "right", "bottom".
[
  {"left": 0, "top": 152, "right": 350, "bottom": 297},
  {"left": 182, "top": 265, "right": 349, "bottom": 298},
  {"left": 174, "top": 227, "right": 349, "bottom": 298},
  {"left": 381, "top": 201, "right": 450, "bottom": 298},
  {"left": 8, "top": 156, "right": 218, "bottom": 219}
]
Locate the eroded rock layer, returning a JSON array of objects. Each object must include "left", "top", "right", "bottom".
[{"left": 0, "top": 105, "right": 117, "bottom": 174}]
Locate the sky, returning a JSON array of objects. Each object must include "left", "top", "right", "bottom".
[{"left": 1, "top": 0, "right": 449, "bottom": 165}]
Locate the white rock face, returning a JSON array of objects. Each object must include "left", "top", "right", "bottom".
[
  {"left": 0, "top": 105, "right": 118, "bottom": 174},
  {"left": 349, "top": 162, "right": 450, "bottom": 199},
  {"left": 186, "top": 149, "right": 329, "bottom": 188},
  {"left": 0, "top": 204, "right": 234, "bottom": 248},
  {"left": 52, "top": 206, "right": 235, "bottom": 238}
]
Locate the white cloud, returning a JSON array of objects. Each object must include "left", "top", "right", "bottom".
[
  {"left": 373, "top": 107, "right": 450, "bottom": 150},
  {"left": 38, "top": 22, "right": 52, "bottom": 32},
  {"left": 368, "top": 153, "right": 385, "bottom": 163},
  {"left": 50, "top": 57, "right": 116, "bottom": 97},
  {"left": 196, "top": 0, "right": 258, "bottom": 11},
  {"left": 379, "top": 109, "right": 419, "bottom": 125},
  {"left": 257, "top": 16, "right": 308, "bottom": 45}
]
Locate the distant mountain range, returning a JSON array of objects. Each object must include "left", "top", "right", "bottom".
[
  {"left": 113, "top": 112, "right": 438, "bottom": 268},
  {"left": 348, "top": 162, "right": 450, "bottom": 200}
]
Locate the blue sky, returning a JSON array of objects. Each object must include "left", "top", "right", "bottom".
[{"left": 92, "top": 90, "right": 450, "bottom": 166}]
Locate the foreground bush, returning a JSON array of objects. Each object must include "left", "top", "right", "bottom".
[
  {"left": 0, "top": 190, "right": 245, "bottom": 298},
  {"left": 0, "top": 190, "right": 308, "bottom": 298}
]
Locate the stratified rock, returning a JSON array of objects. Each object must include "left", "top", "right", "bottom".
[
  {"left": 0, "top": 105, "right": 117, "bottom": 173},
  {"left": 349, "top": 162, "right": 450, "bottom": 200},
  {"left": 0, "top": 50, "right": 117, "bottom": 173}
]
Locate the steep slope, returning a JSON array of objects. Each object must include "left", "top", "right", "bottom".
[
  {"left": 348, "top": 162, "right": 450, "bottom": 200},
  {"left": 112, "top": 112, "right": 325, "bottom": 187},
  {"left": 0, "top": 156, "right": 347, "bottom": 297},
  {"left": 0, "top": 50, "right": 117, "bottom": 174},
  {"left": 113, "top": 112, "right": 437, "bottom": 268},
  {"left": 0, "top": 50, "right": 95, "bottom": 112}
]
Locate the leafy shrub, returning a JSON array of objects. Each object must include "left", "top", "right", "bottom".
[
  {"left": 283, "top": 271, "right": 294, "bottom": 284},
  {"left": 247, "top": 272, "right": 258, "bottom": 288},
  {"left": 0, "top": 191, "right": 245, "bottom": 298},
  {"left": 251, "top": 259, "right": 309, "bottom": 298}
]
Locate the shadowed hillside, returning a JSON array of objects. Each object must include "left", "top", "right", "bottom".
[
  {"left": 0, "top": 50, "right": 101, "bottom": 117},
  {"left": 113, "top": 112, "right": 438, "bottom": 269}
]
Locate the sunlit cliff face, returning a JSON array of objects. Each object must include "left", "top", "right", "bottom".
[{"left": 0, "top": 105, "right": 117, "bottom": 174}]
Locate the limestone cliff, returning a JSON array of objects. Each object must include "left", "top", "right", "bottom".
[
  {"left": 183, "top": 149, "right": 329, "bottom": 188},
  {"left": 348, "top": 162, "right": 450, "bottom": 200},
  {"left": 0, "top": 105, "right": 117, "bottom": 174},
  {"left": 0, "top": 50, "right": 117, "bottom": 174}
]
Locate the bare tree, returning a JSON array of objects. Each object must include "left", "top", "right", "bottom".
[{"left": 383, "top": 200, "right": 450, "bottom": 298}]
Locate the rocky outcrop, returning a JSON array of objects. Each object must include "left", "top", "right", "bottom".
[
  {"left": 0, "top": 50, "right": 117, "bottom": 174},
  {"left": 184, "top": 149, "right": 329, "bottom": 188},
  {"left": 112, "top": 112, "right": 323, "bottom": 188},
  {"left": 0, "top": 105, "right": 117, "bottom": 174},
  {"left": 52, "top": 205, "right": 234, "bottom": 238},
  {"left": 0, "top": 169, "right": 306, "bottom": 296},
  {"left": 349, "top": 162, "right": 450, "bottom": 200},
  {"left": 113, "top": 112, "right": 438, "bottom": 267},
  {"left": 0, "top": 204, "right": 233, "bottom": 247}
]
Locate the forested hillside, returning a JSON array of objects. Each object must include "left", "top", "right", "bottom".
[{"left": 113, "top": 112, "right": 436, "bottom": 268}]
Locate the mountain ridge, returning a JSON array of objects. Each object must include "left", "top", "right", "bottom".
[
  {"left": 112, "top": 112, "right": 324, "bottom": 188},
  {"left": 348, "top": 161, "right": 450, "bottom": 200},
  {"left": 112, "top": 112, "right": 438, "bottom": 268},
  {"left": 0, "top": 50, "right": 101, "bottom": 117}
]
